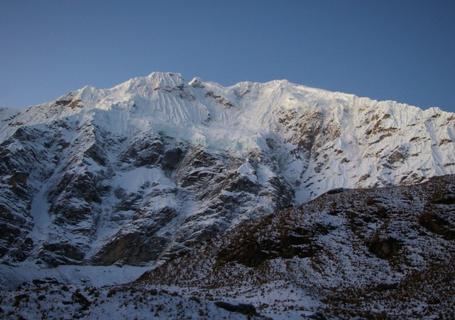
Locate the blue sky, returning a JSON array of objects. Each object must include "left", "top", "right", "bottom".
[{"left": 1, "top": 0, "right": 454, "bottom": 111}]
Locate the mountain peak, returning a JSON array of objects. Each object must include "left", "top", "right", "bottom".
[
  {"left": 146, "top": 71, "right": 185, "bottom": 87},
  {"left": 112, "top": 71, "right": 186, "bottom": 92}
]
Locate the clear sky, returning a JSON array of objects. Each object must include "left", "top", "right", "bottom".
[{"left": 1, "top": 0, "right": 454, "bottom": 111}]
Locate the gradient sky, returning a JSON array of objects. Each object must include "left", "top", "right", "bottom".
[{"left": 1, "top": 0, "right": 454, "bottom": 111}]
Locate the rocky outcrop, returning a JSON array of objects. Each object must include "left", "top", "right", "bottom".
[{"left": 92, "top": 206, "right": 177, "bottom": 265}]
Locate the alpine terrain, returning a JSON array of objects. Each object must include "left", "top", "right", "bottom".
[{"left": 0, "top": 72, "right": 454, "bottom": 319}]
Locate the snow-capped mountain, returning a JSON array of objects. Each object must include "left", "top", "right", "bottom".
[
  {"left": 1, "top": 72, "right": 455, "bottom": 319},
  {"left": 0, "top": 72, "right": 454, "bottom": 267}
]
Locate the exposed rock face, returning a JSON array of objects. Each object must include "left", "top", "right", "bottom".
[
  {"left": 92, "top": 206, "right": 177, "bottom": 265},
  {"left": 0, "top": 72, "right": 454, "bottom": 269},
  {"left": 39, "top": 242, "right": 86, "bottom": 267}
]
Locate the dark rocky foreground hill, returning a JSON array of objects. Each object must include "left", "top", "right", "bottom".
[{"left": 139, "top": 174, "right": 455, "bottom": 319}]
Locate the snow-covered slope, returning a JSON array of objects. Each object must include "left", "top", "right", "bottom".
[{"left": 0, "top": 72, "right": 454, "bottom": 267}]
